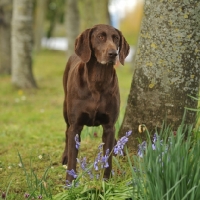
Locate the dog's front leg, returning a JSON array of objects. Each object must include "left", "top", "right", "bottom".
[
  {"left": 66, "top": 124, "right": 83, "bottom": 182},
  {"left": 62, "top": 128, "right": 69, "bottom": 165},
  {"left": 102, "top": 124, "right": 115, "bottom": 180}
]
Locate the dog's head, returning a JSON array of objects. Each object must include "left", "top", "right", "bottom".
[{"left": 75, "top": 24, "right": 130, "bottom": 65}]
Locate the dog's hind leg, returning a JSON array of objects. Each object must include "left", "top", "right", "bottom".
[
  {"left": 66, "top": 124, "right": 83, "bottom": 182},
  {"left": 62, "top": 98, "right": 69, "bottom": 165}
]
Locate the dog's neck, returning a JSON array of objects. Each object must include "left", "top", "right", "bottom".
[
  {"left": 87, "top": 60, "right": 114, "bottom": 81},
  {"left": 84, "top": 59, "right": 117, "bottom": 101}
]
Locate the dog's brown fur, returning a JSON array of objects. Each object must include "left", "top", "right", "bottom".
[{"left": 62, "top": 24, "right": 129, "bottom": 182}]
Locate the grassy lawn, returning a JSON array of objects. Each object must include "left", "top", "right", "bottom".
[{"left": 0, "top": 50, "right": 133, "bottom": 199}]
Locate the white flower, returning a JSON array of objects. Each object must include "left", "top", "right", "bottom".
[
  {"left": 21, "top": 96, "right": 26, "bottom": 101},
  {"left": 8, "top": 166, "right": 12, "bottom": 169},
  {"left": 40, "top": 109, "right": 45, "bottom": 113},
  {"left": 38, "top": 155, "right": 43, "bottom": 159},
  {"left": 18, "top": 163, "right": 22, "bottom": 167},
  {"left": 62, "top": 165, "right": 67, "bottom": 169},
  {"left": 15, "top": 98, "right": 20, "bottom": 103}
]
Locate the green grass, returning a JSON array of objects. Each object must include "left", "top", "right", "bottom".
[{"left": 0, "top": 50, "right": 133, "bottom": 199}]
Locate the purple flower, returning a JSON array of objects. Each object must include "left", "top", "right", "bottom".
[
  {"left": 98, "top": 143, "right": 104, "bottom": 150},
  {"left": 94, "top": 160, "right": 99, "bottom": 171},
  {"left": 152, "top": 133, "right": 157, "bottom": 143},
  {"left": 94, "top": 148, "right": 110, "bottom": 170},
  {"left": 152, "top": 143, "right": 156, "bottom": 150},
  {"left": 1, "top": 192, "right": 6, "bottom": 199},
  {"left": 38, "top": 195, "right": 42, "bottom": 199},
  {"left": 94, "top": 152, "right": 102, "bottom": 170},
  {"left": 67, "top": 169, "right": 77, "bottom": 178},
  {"left": 137, "top": 141, "right": 146, "bottom": 158},
  {"left": 77, "top": 157, "right": 87, "bottom": 170},
  {"left": 87, "top": 170, "right": 94, "bottom": 179},
  {"left": 111, "top": 169, "right": 115, "bottom": 176},
  {"left": 24, "top": 193, "right": 30, "bottom": 198},
  {"left": 126, "top": 130, "right": 132, "bottom": 137},
  {"left": 113, "top": 131, "right": 132, "bottom": 156},
  {"left": 66, "top": 180, "right": 72, "bottom": 188},
  {"left": 75, "top": 134, "right": 80, "bottom": 150},
  {"left": 101, "top": 149, "right": 109, "bottom": 168}
]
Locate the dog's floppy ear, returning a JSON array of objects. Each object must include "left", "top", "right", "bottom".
[
  {"left": 75, "top": 28, "right": 92, "bottom": 63},
  {"left": 115, "top": 29, "right": 130, "bottom": 65}
]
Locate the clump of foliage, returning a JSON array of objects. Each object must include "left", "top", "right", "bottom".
[
  {"left": 131, "top": 123, "right": 200, "bottom": 200},
  {"left": 54, "top": 120, "right": 200, "bottom": 200},
  {"left": 54, "top": 131, "right": 134, "bottom": 200}
]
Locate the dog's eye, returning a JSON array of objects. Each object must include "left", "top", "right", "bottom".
[
  {"left": 98, "top": 34, "right": 105, "bottom": 40},
  {"left": 113, "top": 35, "right": 119, "bottom": 41}
]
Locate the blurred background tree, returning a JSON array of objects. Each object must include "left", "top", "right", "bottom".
[
  {"left": 1, "top": 0, "right": 144, "bottom": 88},
  {"left": 66, "top": 0, "right": 80, "bottom": 57},
  {"left": 0, "top": 0, "right": 12, "bottom": 75},
  {"left": 12, "top": 0, "right": 37, "bottom": 88},
  {"left": 45, "top": 0, "right": 66, "bottom": 39},
  {"left": 34, "top": 0, "right": 47, "bottom": 52},
  {"left": 79, "top": 0, "right": 110, "bottom": 31}
]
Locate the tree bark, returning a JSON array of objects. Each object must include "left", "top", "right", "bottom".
[
  {"left": 79, "top": 0, "right": 110, "bottom": 31},
  {"left": 119, "top": 0, "right": 200, "bottom": 150},
  {"left": 0, "top": 0, "right": 12, "bottom": 75},
  {"left": 11, "top": 0, "right": 37, "bottom": 88},
  {"left": 66, "top": 0, "right": 80, "bottom": 57},
  {"left": 34, "top": 0, "right": 47, "bottom": 52}
]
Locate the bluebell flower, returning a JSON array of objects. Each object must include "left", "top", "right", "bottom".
[
  {"left": 94, "top": 160, "right": 99, "bottom": 171},
  {"left": 77, "top": 157, "right": 87, "bottom": 170},
  {"left": 137, "top": 141, "right": 146, "bottom": 158},
  {"left": 111, "top": 169, "right": 115, "bottom": 176},
  {"left": 24, "top": 193, "right": 30, "bottom": 198},
  {"left": 101, "top": 149, "right": 109, "bottom": 168},
  {"left": 98, "top": 143, "right": 105, "bottom": 150},
  {"left": 66, "top": 180, "right": 72, "bottom": 188},
  {"left": 152, "top": 143, "right": 156, "bottom": 150},
  {"left": 152, "top": 133, "right": 157, "bottom": 143},
  {"left": 94, "top": 148, "right": 110, "bottom": 170},
  {"left": 67, "top": 169, "right": 77, "bottom": 179},
  {"left": 1, "top": 192, "right": 6, "bottom": 199},
  {"left": 75, "top": 134, "right": 80, "bottom": 150},
  {"left": 126, "top": 130, "right": 132, "bottom": 137},
  {"left": 113, "top": 131, "right": 132, "bottom": 156}
]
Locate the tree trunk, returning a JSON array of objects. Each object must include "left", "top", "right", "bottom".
[
  {"left": 34, "top": 0, "right": 47, "bottom": 52},
  {"left": 66, "top": 0, "right": 80, "bottom": 57},
  {"left": 11, "top": 0, "right": 37, "bottom": 88},
  {"left": 119, "top": 0, "right": 200, "bottom": 150},
  {"left": 79, "top": 0, "right": 110, "bottom": 31},
  {"left": 94, "top": 0, "right": 110, "bottom": 25},
  {"left": 0, "top": 0, "right": 12, "bottom": 75}
]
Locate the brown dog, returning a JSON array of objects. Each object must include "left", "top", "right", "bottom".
[{"left": 62, "top": 24, "right": 129, "bottom": 182}]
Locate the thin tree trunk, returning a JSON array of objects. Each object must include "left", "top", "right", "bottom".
[
  {"left": 94, "top": 0, "right": 110, "bottom": 25},
  {"left": 66, "top": 0, "right": 80, "bottom": 57},
  {"left": 119, "top": 0, "right": 200, "bottom": 150},
  {"left": 0, "top": 0, "right": 12, "bottom": 74},
  {"left": 79, "top": 0, "right": 110, "bottom": 31},
  {"left": 12, "top": 0, "right": 37, "bottom": 88},
  {"left": 34, "top": 0, "right": 47, "bottom": 52}
]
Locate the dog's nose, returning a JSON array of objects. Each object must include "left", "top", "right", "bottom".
[{"left": 108, "top": 49, "right": 118, "bottom": 58}]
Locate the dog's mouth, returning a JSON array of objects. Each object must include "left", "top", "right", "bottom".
[
  {"left": 100, "top": 59, "right": 116, "bottom": 65},
  {"left": 107, "top": 60, "right": 115, "bottom": 65}
]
